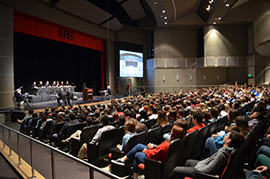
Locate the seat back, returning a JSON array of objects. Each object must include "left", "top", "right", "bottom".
[
  {"left": 185, "top": 116, "right": 194, "bottom": 129},
  {"left": 192, "top": 125, "right": 209, "bottom": 160},
  {"left": 123, "top": 131, "right": 148, "bottom": 153},
  {"left": 220, "top": 116, "right": 228, "bottom": 131},
  {"left": 179, "top": 130, "right": 198, "bottom": 165},
  {"left": 53, "top": 122, "right": 66, "bottom": 134},
  {"left": 146, "top": 127, "right": 162, "bottom": 144},
  {"left": 97, "top": 128, "right": 119, "bottom": 161},
  {"left": 161, "top": 123, "right": 173, "bottom": 135},
  {"left": 64, "top": 123, "right": 85, "bottom": 138},
  {"left": 144, "top": 119, "right": 157, "bottom": 129},
  {"left": 79, "top": 124, "right": 100, "bottom": 146},
  {"left": 207, "top": 121, "right": 217, "bottom": 137},
  {"left": 222, "top": 120, "right": 264, "bottom": 179},
  {"left": 115, "top": 125, "right": 125, "bottom": 144},
  {"left": 238, "top": 102, "right": 255, "bottom": 116},
  {"left": 213, "top": 119, "right": 222, "bottom": 133},
  {"left": 162, "top": 138, "right": 186, "bottom": 179}
]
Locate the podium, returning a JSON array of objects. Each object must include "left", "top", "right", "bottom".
[{"left": 83, "top": 88, "right": 93, "bottom": 101}]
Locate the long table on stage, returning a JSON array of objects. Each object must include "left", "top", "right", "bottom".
[
  {"left": 29, "top": 86, "right": 82, "bottom": 103},
  {"left": 35, "top": 86, "right": 74, "bottom": 95}
]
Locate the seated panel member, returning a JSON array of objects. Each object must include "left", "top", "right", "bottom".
[
  {"left": 37, "top": 81, "right": 43, "bottom": 87},
  {"left": 14, "top": 88, "right": 30, "bottom": 107}
]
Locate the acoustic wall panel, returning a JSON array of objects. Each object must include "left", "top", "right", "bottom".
[
  {"left": 216, "top": 57, "right": 226, "bottom": 67},
  {"left": 227, "top": 57, "right": 237, "bottom": 66},
  {"left": 206, "top": 57, "right": 215, "bottom": 67},
  {"left": 176, "top": 58, "right": 185, "bottom": 68},
  {"left": 155, "top": 59, "right": 165, "bottom": 68},
  {"left": 166, "top": 59, "right": 175, "bottom": 68}
]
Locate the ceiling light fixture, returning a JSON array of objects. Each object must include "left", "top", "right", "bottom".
[
  {"left": 162, "top": 10, "right": 165, "bottom": 13},
  {"left": 164, "top": 16, "right": 167, "bottom": 19},
  {"left": 218, "top": 17, "right": 221, "bottom": 20},
  {"left": 226, "top": 3, "right": 229, "bottom": 6},
  {"left": 213, "top": 21, "right": 216, "bottom": 24},
  {"left": 165, "top": 22, "right": 167, "bottom": 24},
  {"left": 154, "top": 1, "right": 158, "bottom": 5}
]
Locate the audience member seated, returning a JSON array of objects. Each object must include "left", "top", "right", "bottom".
[
  {"left": 163, "top": 119, "right": 188, "bottom": 140},
  {"left": 203, "top": 125, "right": 240, "bottom": 158},
  {"left": 152, "top": 110, "right": 169, "bottom": 128},
  {"left": 187, "top": 111, "right": 205, "bottom": 133},
  {"left": 112, "top": 125, "right": 186, "bottom": 179},
  {"left": 173, "top": 130, "right": 244, "bottom": 179},
  {"left": 52, "top": 112, "right": 79, "bottom": 146},
  {"left": 17, "top": 109, "right": 34, "bottom": 133},
  {"left": 77, "top": 115, "right": 115, "bottom": 159},
  {"left": 61, "top": 116, "right": 93, "bottom": 144},
  {"left": 168, "top": 110, "right": 177, "bottom": 124},
  {"left": 148, "top": 106, "right": 158, "bottom": 120}
]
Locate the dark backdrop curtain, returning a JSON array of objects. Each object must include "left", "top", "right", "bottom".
[{"left": 14, "top": 32, "right": 102, "bottom": 95}]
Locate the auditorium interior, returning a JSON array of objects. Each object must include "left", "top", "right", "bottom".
[{"left": 0, "top": 0, "right": 270, "bottom": 178}]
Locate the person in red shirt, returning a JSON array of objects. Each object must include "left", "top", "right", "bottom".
[
  {"left": 187, "top": 111, "right": 205, "bottom": 133},
  {"left": 112, "top": 125, "right": 186, "bottom": 179},
  {"left": 127, "top": 82, "right": 131, "bottom": 96}
]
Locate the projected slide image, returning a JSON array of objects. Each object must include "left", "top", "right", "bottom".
[{"left": 120, "top": 50, "right": 143, "bottom": 78}]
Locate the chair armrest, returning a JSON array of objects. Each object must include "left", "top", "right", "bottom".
[
  {"left": 87, "top": 142, "right": 97, "bottom": 165},
  {"left": 195, "top": 171, "right": 219, "bottom": 179},
  {"left": 144, "top": 158, "right": 162, "bottom": 179},
  {"left": 110, "top": 147, "right": 125, "bottom": 160},
  {"left": 70, "top": 138, "right": 80, "bottom": 157}
]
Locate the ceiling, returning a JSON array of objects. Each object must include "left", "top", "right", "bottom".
[{"left": 39, "top": 0, "right": 260, "bottom": 31}]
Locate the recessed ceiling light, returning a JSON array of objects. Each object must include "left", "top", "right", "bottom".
[
  {"left": 218, "top": 17, "right": 221, "bottom": 20},
  {"left": 162, "top": 10, "right": 165, "bottom": 13},
  {"left": 160, "top": 15, "right": 164, "bottom": 18},
  {"left": 226, "top": 3, "right": 229, "bottom": 6},
  {"left": 213, "top": 22, "right": 216, "bottom": 24},
  {"left": 154, "top": 1, "right": 157, "bottom": 5},
  {"left": 164, "top": 17, "right": 167, "bottom": 19},
  {"left": 165, "top": 22, "right": 167, "bottom": 24}
]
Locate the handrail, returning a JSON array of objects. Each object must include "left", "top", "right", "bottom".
[{"left": 0, "top": 123, "right": 121, "bottom": 179}]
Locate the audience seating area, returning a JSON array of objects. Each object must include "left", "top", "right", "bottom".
[{"left": 14, "top": 86, "right": 270, "bottom": 179}]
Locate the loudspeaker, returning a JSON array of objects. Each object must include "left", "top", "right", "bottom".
[{"left": 11, "top": 110, "right": 25, "bottom": 122}]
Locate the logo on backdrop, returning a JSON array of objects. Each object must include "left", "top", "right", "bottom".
[{"left": 58, "top": 29, "right": 73, "bottom": 40}]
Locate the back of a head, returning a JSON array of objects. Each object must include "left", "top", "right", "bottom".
[
  {"left": 174, "top": 119, "right": 187, "bottom": 134},
  {"left": 229, "top": 130, "right": 244, "bottom": 148},
  {"left": 29, "top": 109, "right": 34, "bottom": 115},
  {"left": 170, "top": 125, "right": 186, "bottom": 141},
  {"left": 125, "top": 120, "right": 136, "bottom": 133},
  {"left": 69, "top": 112, "right": 76, "bottom": 120},
  {"left": 86, "top": 116, "right": 93, "bottom": 126},
  {"left": 210, "top": 107, "right": 219, "bottom": 119},
  {"left": 151, "top": 106, "right": 157, "bottom": 114},
  {"left": 101, "top": 115, "right": 110, "bottom": 125},
  {"left": 193, "top": 112, "right": 203, "bottom": 123},
  {"left": 118, "top": 115, "right": 126, "bottom": 125},
  {"left": 169, "top": 110, "right": 177, "bottom": 119},
  {"left": 229, "top": 109, "right": 241, "bottom": 123},
  {"left": 124, "top": 109, "right": 130, "bottom": 117}
]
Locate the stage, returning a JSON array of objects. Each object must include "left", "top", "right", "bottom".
[{"left": 13, "top": 95, "right": 125, "bottom": 113}]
